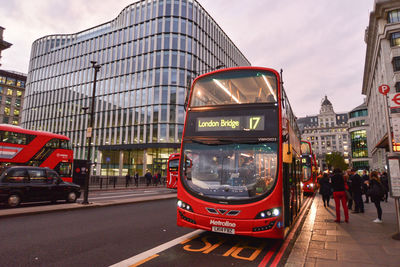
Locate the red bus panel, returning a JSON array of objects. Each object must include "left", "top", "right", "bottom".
[{"left": 167, "top": 153, "right": 180, "bottom": 189}]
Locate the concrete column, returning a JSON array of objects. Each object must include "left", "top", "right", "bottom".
[
  {"left": 119, "top": 150, "right": 123, "bottom": 176},
  {"left": 96, "top": 150, "right": 102, "bottom": 175}
]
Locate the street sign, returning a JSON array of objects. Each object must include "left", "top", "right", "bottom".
[
  {"left": 379, "top": 84, "right": 390, "bottom": 95},
  {"left": 389, "top": 93, "right": 400, "bottom": 109}
]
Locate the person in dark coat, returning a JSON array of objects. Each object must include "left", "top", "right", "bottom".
[
  {"left": 145, "top": 170, "right": 152, "bottom": 186},
  {"left": 125, "top": 172, "right": 131, "bottom": 188},
  {"left": 318, "top": 173, "right": 332, "bottom": 207},
  {"left": 361, "top": 170, "right": 370, "bottom": 203},
  {"left": 330, "top": 168, "right": 349, "bottom": 223},
  {"left": 367, "top": 171, "right": 384, "bottom": 223},
  {"left": 350, "top": 169, "right": 364, "bottom": 213},
  {"left": 134, "top": 172, "right": 139, "bottom": 187},
  {"left": 380, "top": 172, "right": 389, "bottom": 202}
]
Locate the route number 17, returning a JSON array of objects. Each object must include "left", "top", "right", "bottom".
[{"left": 249, "top": 117, "right": 261, "bottom": 130}]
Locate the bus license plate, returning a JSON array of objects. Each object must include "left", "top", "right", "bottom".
[{"left": 212, "top": 226, "right": 235, "bottom": 234}]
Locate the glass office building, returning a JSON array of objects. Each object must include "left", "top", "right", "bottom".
[
  {"left": 22, "top": 0, "right": 251, "bottom": 176},
  {"left": 348, "top": 101, "right": 370, "bottom": 170}
]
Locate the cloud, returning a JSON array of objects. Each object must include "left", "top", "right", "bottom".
[{"left": 1, "top": 0, "right": 373, "bottom": 117}]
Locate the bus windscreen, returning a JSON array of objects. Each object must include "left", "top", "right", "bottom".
[{"left": 182, "top": 142, "right": 278, "bottom": 201}]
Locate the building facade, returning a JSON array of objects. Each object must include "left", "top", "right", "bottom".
[
  {"left": 22, "top": 0, "right": 251, "bottom": 176},
  {"left": 362, "top": 0, "right": 400, "bottom": 171},
  {"left": 348, "top": 101, "right": 371, "bottom": 170},
  {"left": 0, "top": 70, "right": 25, "bottom": 125},
  {"left": 0, "top": 26, "right": 12, "bottom": 66},
  {"left": 297, "top": 96, "right": 350, "bottom": 171}
]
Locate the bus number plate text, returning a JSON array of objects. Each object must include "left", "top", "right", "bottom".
[{"left": 212, "top": 226, "right": 235, "bottom": 234}]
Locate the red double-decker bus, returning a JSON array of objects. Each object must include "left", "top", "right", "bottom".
[
  {"left": 177, "top": 67, "right": 303, "bottom": 239},
  {"left": 0, "top": 124, "right": 73, "bottom": 182},
  {"left": 167, "top": 153, "right": 180, "bottom": 189},
  {"left": 301, "top": 140, "right": 317, "bottom": 195}
]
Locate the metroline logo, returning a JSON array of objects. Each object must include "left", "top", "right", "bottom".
[{"left": 210, "top": 219, "right": 236, "bottom": 228}]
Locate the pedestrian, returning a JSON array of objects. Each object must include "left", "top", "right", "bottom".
[
  {"left": 344, "top": 169, "right": 353, "bottom": 210},
  {"left": 153, "top": 173, "right": 158, "bottom": 186},
  {"left": 318, "top": 173, "right": 332, "bottom": 207},
  {"left": 361, "top": 170, "right": 370, "bottom": 203},
  {"left": 380, "top": 172, "right": 389, "bottom": 202},
  {"left": 125, "top": 172, "right": 131, "bottom": 188},
  {"left": 157, "top": 172, "right": 162, "bottom": 185},
  {"left": 145, "top": 169, "right": 152, "bottom": 186},
  {"left": 134, "top": 172, "right": 139, "bottom": 187},
  {"left": 330, "top": 168, "right": 349, "bottom": 223},
  {"left": 349, "top": 169, "right": 364, "bottom": 213},
  {"left": 366, "top": 171, "right": 385, "bottom": 223}
]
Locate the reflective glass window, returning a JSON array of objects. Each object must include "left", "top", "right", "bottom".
[{"left": 181, "top": 142, "right": 278, "bottom": 201}]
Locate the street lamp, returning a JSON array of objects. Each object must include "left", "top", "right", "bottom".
[{"left": 82, "top": 61, "right": 101, "bottom": 205}]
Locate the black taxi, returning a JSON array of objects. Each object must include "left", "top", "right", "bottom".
[{"left": 0, "top": 166, "right": 81, "bottom": 207}]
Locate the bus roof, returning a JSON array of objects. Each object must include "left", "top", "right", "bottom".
[
  {"left": 192, "top": 66, "right": 280, "bottom": 86},
  {"left": 0, "top": 124, "right": 70, "bottom": 140}
]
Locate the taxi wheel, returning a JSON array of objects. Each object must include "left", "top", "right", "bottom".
[
  {"left": 7, "top": 194, "right": 21, "bottom": 208},
  {"left": 66, "top": 192, "right": 77, "bottom": 203}
]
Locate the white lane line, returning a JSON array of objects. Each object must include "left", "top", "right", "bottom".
[{"left": 109, "top": 229, "right": 204, "bottom": 267}]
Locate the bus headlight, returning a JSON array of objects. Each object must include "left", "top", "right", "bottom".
[
  {"left": 255, "top": 208, "right": 281, "bottom": 219},
  {"left": 177, "top": 199, "right": 193, "bottom": 212},
  {"left": 310, "top": 183, "right": 314, "bottom": 187}
]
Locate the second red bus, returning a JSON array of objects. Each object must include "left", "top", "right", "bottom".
[{"left": 0, "top": 124, "right": 73, "bottom": 182}]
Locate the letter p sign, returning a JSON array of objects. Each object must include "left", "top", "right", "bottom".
[{"left": 379, "top": 84, "right": 390, "bottom": 95}]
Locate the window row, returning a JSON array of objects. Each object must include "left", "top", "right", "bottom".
[
  {"left": 0, "top": 76, "right": 26, "bottom": 88},
  {"left": 25, "top": 83, "right": 187, "bottom": 114}
]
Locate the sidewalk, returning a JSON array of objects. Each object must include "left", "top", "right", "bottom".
[{"left": 286, "top": 195, "right": 400, "bottom": 266}]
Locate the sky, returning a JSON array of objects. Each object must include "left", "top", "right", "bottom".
[{"left": 0, "top": 0, "right": 374, "bottom": 117}]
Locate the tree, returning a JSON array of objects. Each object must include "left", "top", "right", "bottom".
[{"left": 325, "top": 151, "right": 348, "bottom": 171}]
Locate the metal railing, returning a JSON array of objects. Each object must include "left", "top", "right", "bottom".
[{"left": 88, "top": 175, "right": 166, "bottom": 190}]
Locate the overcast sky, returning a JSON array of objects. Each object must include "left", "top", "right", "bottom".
[{"left": 0, "top": 0, "right": 374, "bottom": 117}]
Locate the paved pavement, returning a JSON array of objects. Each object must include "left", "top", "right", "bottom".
[{"left": 286, "top": 195, "right": 400, "bottom": 267}]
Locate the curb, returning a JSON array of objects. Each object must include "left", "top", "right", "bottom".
[{"left": 0, "top": 193, "right": 177, "bottom": 219}]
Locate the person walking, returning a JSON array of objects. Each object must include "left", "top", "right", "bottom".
[
  {"left": 380, "top": 172, "right": 389, "bottom": 202},
  {"left": 134, "top": 172, "right": 139, "bottom": 187},
  {"left": 331, "top": 168, "right": 349, "bottom": 223},
  {"left": 318, "top": 173, "right": 332, "bottom": 207},
  {"left": 125, "top": 172, "right": 131, "bottom": 188},
  {"left": 344, "top": 169, "right": 353, "bottom": 210},
  {"left": 145, "top": 170, "right": 152, "bottom": 186},
  {"left": 350, "top": 168, "right": 364, "bottom": 213},
  {"left": 366, "top": 171, "right": 385, "bottom": 223},
  {"left": 361, "top": 170, "right": 370, "bottom": 203}
]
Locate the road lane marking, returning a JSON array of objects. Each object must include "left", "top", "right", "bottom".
[
  {"left": 128, "top": 254, "right": 159, "bottom": 267},
  {"left": 109, "top": 229, "right": 204, "bottom": 267}
]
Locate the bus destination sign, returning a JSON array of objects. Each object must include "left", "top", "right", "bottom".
[{"left": 196, "top": 116, "right": 265, "bottom": 132}]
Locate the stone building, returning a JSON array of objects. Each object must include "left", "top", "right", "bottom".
[
  {"left": 297, "top": 96, "right": 350, "bottom": 171},
  {"left": 0, "top": 70, "right": 25, "bottom": 125},
  {"left": 362, "top": 0, "right": 400, "bottom": 171}
]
